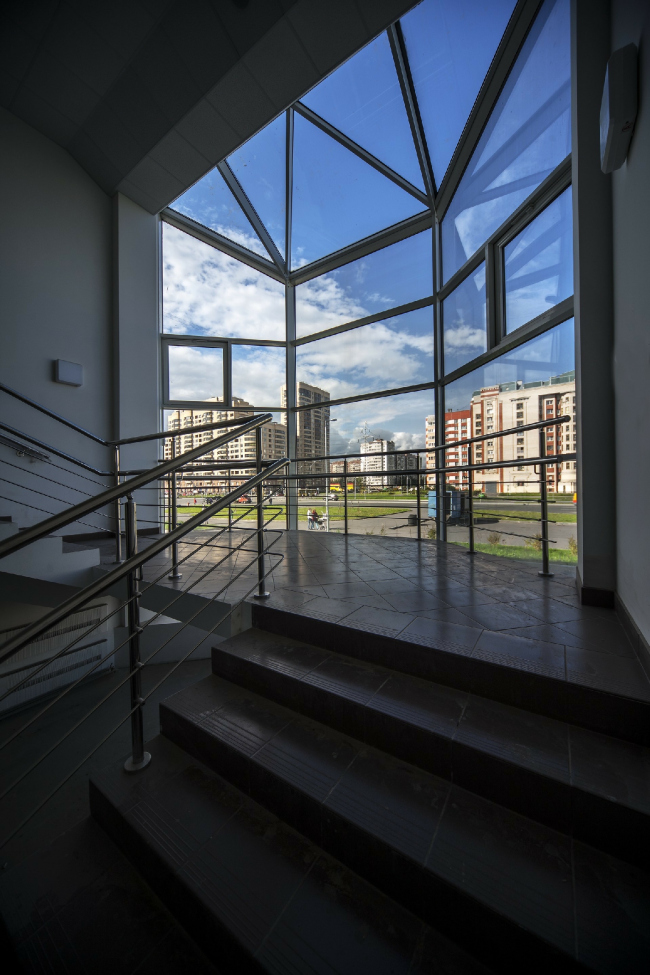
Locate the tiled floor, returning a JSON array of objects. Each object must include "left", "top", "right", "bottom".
[{"left": 127, "top": 530, "right": 650, "bottom": 703}]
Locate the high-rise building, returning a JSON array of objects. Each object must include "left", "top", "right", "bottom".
[
  {"left": 165, "top": 398, "right": 287, "bottom": 491},
  {"left": 281, "top": 382, "right": 330, "bottom": 485}
]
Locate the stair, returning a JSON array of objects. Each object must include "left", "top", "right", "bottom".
[
  {"left": 91, "top": 607, "right": 650, "bottom": 974},
  {"left": 91, "top": 736, "right": 490, "bottom": 975}
]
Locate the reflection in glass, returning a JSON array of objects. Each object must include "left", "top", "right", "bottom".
[
  {"left": 295, "top": 232, "right": 432, "bottom": 338},
  {"left": 291, "top": 112, "right": 425, "bottom": 268},
  {"left": 444, "top": 318, "right": 575, "bottom": 503},
  {"left": 227, "top": 114, "right": 286, "bottom": 259},
  {"left": 301, "top": 33, "right": 423, "bottom": 188},
  {"left": 297, "top": 307, "right": 433, "bottom": 400},
  {"left": 401, "top": 0, "right": 516, "bottom": 186},
  {"left": 443, "top": 264, "right": 486, "bottom": 375},
  {"left": 169, "top": 168, "right": 268, "bottom": 258},
  {"left": 441, "top": 0, "right": 571, "bottom": 283},
  {"left": 231, "top": 345, "right": 285, "bottom": 406},
  {"left": 168, "top": 345, "right": 224, "bottom": 402},
  {"left": 505, "top": 187, "right": 573, "bottom": 333},
  {"left": 162, "top": 225, "right": 285, "bottom": 340}
]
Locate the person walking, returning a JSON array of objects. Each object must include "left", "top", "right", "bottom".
[
  {"left": 307, "top": 508, "right": 314, "bottom": 529},
  {"left": 312, "top": 508, "right": 321, "bottom": 530}
]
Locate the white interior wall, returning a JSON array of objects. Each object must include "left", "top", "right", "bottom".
[
  {"left": 0, "top": 108, "right": 112, "bottom": 469},
  {"left": 0, "top": 109, "right": 161, "bottom": 537},
  {"left": 611, "top": 0, "right": 650, "bottom": 644}
]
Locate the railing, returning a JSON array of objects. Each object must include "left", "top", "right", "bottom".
[
  {"left": 0, "top": 380, "right": 261, "bottom": 558},
  {"left": 0, "top": 401, "right": 288, "bottom": 850},
  {"left": 243, "top": 414, "right": 573, "bottom": 577}
]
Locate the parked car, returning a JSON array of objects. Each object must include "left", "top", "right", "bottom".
[
  {"left": 237, "top": 494, "right": 251, "bottom": 503},
  {"left": 325, "top": 493, "right": 337, "bottom": 501}
]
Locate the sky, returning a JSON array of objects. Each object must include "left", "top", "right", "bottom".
[{"left": 163, "top": 1, "right": 573, "bottom": 450}]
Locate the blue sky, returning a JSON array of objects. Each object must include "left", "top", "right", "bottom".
[{"left": 164, "top": 2, "right": 573, "bottom": 449}]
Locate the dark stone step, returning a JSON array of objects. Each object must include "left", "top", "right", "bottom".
[
  {"left": 159, "top": 675, "right": 650, "bottom": 974},
  {"left": 252, "top": 604, "right": 650, "bottom": 746},
  {"left": 90, "top": 735, "right": 490, "bottom": 975},
  {"left": 210, "top": 629, "right": 650, "bottom": 869}
]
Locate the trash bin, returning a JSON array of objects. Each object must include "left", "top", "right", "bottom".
[{"left": 407, "top": 513, "right": 418, "bottom": 526}]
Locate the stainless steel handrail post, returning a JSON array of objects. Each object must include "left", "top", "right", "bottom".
[
  {"left": 123, "top": 494, "right": 151, "bottom": 773},
  {"left": 228, "top": 473, "right": 232, "bottom": 528},
  {"left": 416, "top": 462, "right": 422, "bottom": 540},
  {"left": 168, "top": 436, "right": 182, "bottom": 580},
  {"left": 113, "top": 445, "right": 123, "bottom": 563},
  {"left": 253, "top": 426, "right": 270, "bottom": 599},
  {"left": 343, "top": 458, "right": 348, "bottom": 535},
  {"left": 538, "top": 428, "right": 553, "bottom": 578},
  {"left": 467, "top": 443, "right": 475, "bottom": 555}
]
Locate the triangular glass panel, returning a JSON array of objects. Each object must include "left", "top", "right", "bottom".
[
  {"left": 291, "top": 112, "right": 425, "bottom": 269},
  {"left": 227, "top": 113, "right": 286, "bottom": 259},
  {"left": 401, "top": 0, "right": 517, "bottom": 186},
  {"left": 169, "top": 167, "right": 269, "bottom": 259},
  {"left": 301, "top": 32, "right": 424, "bottom": 190}
]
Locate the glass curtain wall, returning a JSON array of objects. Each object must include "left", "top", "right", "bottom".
[{"left": 161, "top": 0, "right": 575, "bottom": 547}]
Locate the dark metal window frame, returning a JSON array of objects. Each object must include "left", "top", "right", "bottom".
[
  {"left": 161, "top": 334, "right": 287, "bottom": 412},
  {"left": 159, "top": 0, "right": 574, "bottom": 477}
]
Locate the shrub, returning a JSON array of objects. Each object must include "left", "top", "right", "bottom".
[
  {"left": 524, "top": 533, "right": 543, "bottom": 551},
  {"left": 568, "top": 536, "right": 578, "bottom": 556},
  {"left": 487, "top": 532, "right": 502, "bottom": 545}
]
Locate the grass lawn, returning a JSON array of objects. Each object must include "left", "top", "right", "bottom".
[
  {"left": 451, "top": 541, "right": 577, "bottom": 563},
  {"left": 177, "top": 505, "right": 405, "bottom": 521},
  {"left": 475, "top": 508, "right": 577, "bottom": 523}
]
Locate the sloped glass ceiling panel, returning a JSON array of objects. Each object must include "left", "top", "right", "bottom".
[
  {"left": 505, "top": 186, "right": 573, "bottom": 333},
  {"left": 401, "top": 0, "right": 516, "bottom": 187},
  {"left": 227, "top": 114, "right": 286, "bottom": 259},
  {"left": 295, "top": 231, "right": 432, "bottom": 339},
  {"left": 441, "top": 0, "right": 571, "bottom": 283},
  {"left": 297, "top": 307, "right": 433, "bottom": 400},
  {"left": 443, "top": 263, "right": 487, "bottom": 375},
  {"left": 301, "top": 32, "right": 423, "bottom": 189},
  {"left": 162, "top": 224, "right": 285, "bottom": 340},
  {"left": 169, "top": 167, "right": 269, "bottom": 259},
  {"left": 291, "top": 113, "right": 425, "bottom": 269}
]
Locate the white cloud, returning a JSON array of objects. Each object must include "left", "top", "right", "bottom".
[{"left": 163, "top": 225, "right": 285, "bottom": 340}]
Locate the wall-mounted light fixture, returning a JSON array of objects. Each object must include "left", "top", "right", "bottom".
[
  {"left": 53, "top": 359, "right": 83, "bottom": 386},
  {"left": 600, "top": 43, "right": 638, "bottom": 173}
]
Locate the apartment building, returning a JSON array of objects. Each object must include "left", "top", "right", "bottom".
[
  {"left": 281, "top": 382, "right": 330, "bottom": 482},
  {"left": 470, "top": 372, "right": 576, "bottom": 494},
  {"left": 165, "top": 398, "right": 287, "bottom": 490},
  {"left": 425, "top": 411, "right": 471, "bottom": 489}
]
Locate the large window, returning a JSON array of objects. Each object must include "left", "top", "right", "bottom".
[{"left": 161, "top": 0, "right": 575, "bottom": 525}]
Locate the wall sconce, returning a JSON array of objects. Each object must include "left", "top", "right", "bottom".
[
  {"left": 53, "top": 360, "right": 83, "bottom": 386},
  {"left": 600, "top": 43, "right": 638, "bottom": 173}
]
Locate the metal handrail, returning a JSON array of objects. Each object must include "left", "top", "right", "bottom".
[
  {"left": 291, "top": 414, "right": 573, "bottom": 465},
  {"left": 0, "top": 380, "right": 257, "bottom": 448},
  {"left": 0, "top": 413, "right": 274, "bottom": 560},
  {"left": 0, "top": 456, "right": 288, "bottom": 666}
]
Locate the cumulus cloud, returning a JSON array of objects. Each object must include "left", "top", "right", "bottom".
[{"left": 163, "top": 225, "right": 285, "bottom": 340}]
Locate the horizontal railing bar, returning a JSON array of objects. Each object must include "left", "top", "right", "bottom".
[
  {"left": 0, "top": 456, "right": 288, "bottom": 664},
  {"left": 0, "top": 421, "right": 112, "bottom": 475},
  {"left": 0, "top": 540, "right": 284, "bottom": 852},
  {"left": 0, "top": 381, "right": 107, "bottom": 445},
  {"left": 116, "top": 415, "right": 254, "bottom": 446},
  {"left": 282, "top": 415, "right": 572, "bottom": 465},
  {"left": 261, "top": 452, "right": 576, "bottom": 480},
  {"left": 0, "top": 415, "right": 275, "bottom": 560},
  {"left": 0, "top": 500, "right": 282, "bottom": 710}
]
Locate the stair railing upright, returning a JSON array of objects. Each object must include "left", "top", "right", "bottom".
[
  {"left": 0, "top": 380, "right": 266, "bottom": 559},
  {"left": 263, "top": 415, "right": 574, "bottom": 564},
  {"left": 0, "top": 410, "right": 289, "bottom": 849}
]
